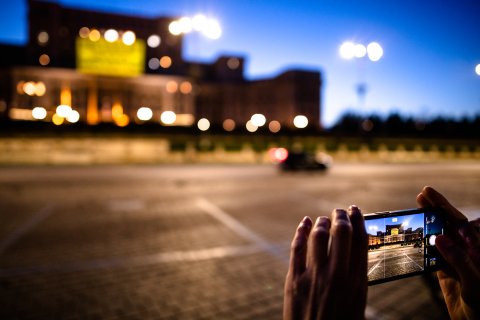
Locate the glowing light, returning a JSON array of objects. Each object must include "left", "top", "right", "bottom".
[
  {"left": 161, "top": 111, "right": 176, "bottom": 125},
  {"left": 476, "top": 63, "right": 480, "bottom": 76},
  {"left": 227, "top": 58, "right": 240, "bottom": 70},
  {"left": 79, "top": 27, "right": 90, "bottom": 38},
  {"left": 56, "top": 105, "right": 72, "bottom": 118},
  {"left": 174, "top": 114, "right": 195, "bottom": 126},
  {"left": 17, "top": 81, "right": 25, "bottom": 94},
  {"left": 104, "top": 29, "right": 119, "bottom": 42},
  {"left": 251, "top": 113, "right": 266, "bottom": 127},
  {"left": 32, "top": 107, "right": 47, "bottom": 120},
  {"left": 166, "top": 81, "right": 178, "bottom": 93},
  {"left": 122, "top": 31, "right": 136, "bottom": 46},
  {"left": 9, "top": 108, "right": 34, "bottom": 120},
  {"left": 246, "top": 120, "right": 258, "bottom": 132},
  {"left": 147, "top": 34, "right": 161, "bottom": 48},
  {"left": 39, "top": 54, "right": 50, "bottom": 66},
  {"left": 202, "top": 18, "right": 222, "bottom": 39},
  {"left": 169, "top": 21, "right": 182, "bottom": 36},
  {"left": 66, "top": 110, "right": 80, "bottom": 123},
  {"left": 429, "top": 234, "right": 437, "bottom": 246},
  {"left": 368, "top": 225, "right": 378, "bottom": 232},
  {"left": 148, "top": 58, "right": 160, "bottom": 70},
  {"left": 23, "top": 82, "right": 36, "bottom": 96},
  {"left": 52, "top": 113, "right": 64, "bottom": 125},
  {"left": 354, "top": 44, "right": 367, "bottom": 58},
  {"left": 223, "top": 119, "right": 235, "bottom": 131},
  {"left": 180, "top": 81, "right": 192, "bottom": 94},
  {"left": 114, "top": 114, "right": 129, "bottom": 127},
  {"left": 34, "top": 82, "right": 46, "bottom": 96},
  {"left": 293, "top": 115, "right": 308, "bottom": 128},
  {"left": 268, "top": 120, "right": 281, "bottom": 133},
  {"left": 89, "top": 29, "right": 101, "bottom": 42},
  {"left": 37, "top": 31, "right": 49, "bottom": 45},
  {"left": 269, "top": 147, "right": 289, "bottom": 163},
  {"left": 192, "top": 14, "right": 207, "bottom": 31},
  {"left": 367, "top": 42, "right": 383, "bottom": 62},
  {"left": 60, "top": 86, "right": 72, "bottom": 106},
  {"left": 137, "top": 107, "right": 153, "bottom": 121},
  {"left": 197, "top": 118, "right": 210, "bottom": 131},
  {"left": 160, "top": 56, "right": 172, "bottom": 68},
  {"left": 339, "top": 41, "right": 355, "bottom": 60},
  {"left": 178, "top": 17, "right": 193, "bottom": 34}
]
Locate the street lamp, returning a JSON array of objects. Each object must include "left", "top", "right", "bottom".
[
  {"left": 169, "top": 15, "right": 222, "bottom": 40},
  {"left": 339, "top": 40, "right": 383, "bottom": 109}
]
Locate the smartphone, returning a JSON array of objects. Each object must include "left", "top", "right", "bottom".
[{"left": 364, "top": 207, "right": 445, "bottom": 285}]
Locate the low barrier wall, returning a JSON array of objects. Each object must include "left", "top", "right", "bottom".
[{"left": 0, "top": 136, "right": 479, "bottom": 165}]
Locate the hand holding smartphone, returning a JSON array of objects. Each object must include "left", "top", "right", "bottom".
[{"left": 365, "top": 207, "right": 445, "bottom": 285}]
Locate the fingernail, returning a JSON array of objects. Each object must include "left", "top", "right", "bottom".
[
  {"left": 335, "top": 209, "right": 348, "bottom": 219},
  {"left": 348, "top": 205, "right": 360, "bottom": 213},
  {"left": 300, "top": 216, "right": 312, "bottom": 227}
]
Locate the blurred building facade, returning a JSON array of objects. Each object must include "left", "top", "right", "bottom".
[{"left": 0, "top": 0, "right": 322, "bottom": 131}]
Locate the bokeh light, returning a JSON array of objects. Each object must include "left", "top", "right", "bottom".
[
  {"left": 160, "top": 111, "right": 176, "bottom": 124},
  {"left": 245, "top": 120, "right": 258, "bottom": 132},
  {"left": 476, "top": 63, "right": 480, "bottom": 76},
  {"left": 39, "top": 54, "right": 50, "bottom": 66},
  {"left": 66, "top": 110, "right": 80, "bottom": 123},
  {"left": 367, "top": 42, "right": 383, "bottom": 62},
  {"left": 268, "top": 120, "right": 281, "bottom": 133},
  {"left": 52, "top": 113, "right": 64, "bottom": 125},
  {"left": 160, "top": 56, "right": 172, "bottom": 68},
  {"left": 339, "top": 41, "right": 355, "bottom": 60},
  {"left": 222, "top": 119, "right": 235, "bottom": 131},
  {"left": 104, "top": 29, "right": 118, "bottom": 42},
  {"left": 32, "top": 107, "right": 47, "bottom": 120},
  {"left": 354, "top": 44, "right": 367, "bottom": 58},
  {"left": 293, "top": 115, "right": 308, "bottom": 128},
  {"left": 137, "top": 107, "right": 153, "bottom": 121},
  {"left": 56, "top": 104, "right": 72, "bottom": 118},
  {"left": 147, "top": 34, "right": 161, "bottom": 48},
  {"left": 197, "top": 118, "right": 210, "bottom": 131},
  {"left": 122, "top": 31, "right": 136, "bottom": 45},
  {"left": 251, "top": 113, "right": 266, "bottom": 127}
]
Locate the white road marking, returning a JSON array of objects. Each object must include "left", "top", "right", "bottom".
[
  {"left": 368, "top": 260, "right": 382, "bottom": 276},
  {"left": 0, "top": 204, "right": 55, "bottom": 256},
  {"left": 196, "top": 197, "right": 288, "bottom": 262},
  {"left": 403, "top": 253, "right": 423, "bottom": 270}
]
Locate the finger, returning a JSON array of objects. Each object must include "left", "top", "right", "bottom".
[
  {"left": 420, "top": 186, "right": 467, "bottom": 224},
  {"left": 435, "top": 234, "right": 479, "bottom": 285},
  {"left": 347, "top": 205, "right": 368, "bottom": 317},
  {"left": 307, "top": 216, "right": 331, "bottom": 270},
  {"left": 416, "top": 192, "right": 432, "bottom": 208},
  {"left": 459, "top": 223, "right": 480, "bottom": 249},
  {"left": 329, "top": 209, "right": 353, "bottom": 279},
  {"left": 288, "top": 216, "right": 312, "bottom": 277},
  {"left": 348, "top": 205, "right": 368, "bottom": 276}
]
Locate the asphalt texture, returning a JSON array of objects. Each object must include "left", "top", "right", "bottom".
[{"left": 1, "top": 163, "right": 480, "bottom": 319}]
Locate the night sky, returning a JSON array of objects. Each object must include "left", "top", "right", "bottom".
[{"left": 1, "top": 0, "right": 479, "bottom": 127}]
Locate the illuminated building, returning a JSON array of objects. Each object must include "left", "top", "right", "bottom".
[{"left": 0, "top": 0, "right": 322, "bottom": 130}]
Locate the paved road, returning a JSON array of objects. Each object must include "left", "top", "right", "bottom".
[
  {"left": 1, "top": 163, "right": 479, "bottom": 319},
  {"left": 368, "top": 246, "right": 424, "bottom": 282}
]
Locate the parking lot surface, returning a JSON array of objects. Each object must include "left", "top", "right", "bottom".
[{"left": 1, "top": 163, "right": 479, "bottom": 319}]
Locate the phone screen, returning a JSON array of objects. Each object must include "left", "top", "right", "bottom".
[{"left": 365, "top": 208, "right": 445, "bottom": 285}]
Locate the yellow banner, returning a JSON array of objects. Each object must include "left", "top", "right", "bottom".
[{"left": 76, "top": 37, "right": 145, "bottom": 77}]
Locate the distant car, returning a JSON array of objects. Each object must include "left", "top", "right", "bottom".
[{"left": 269, "top": 148, "right": 331, "bottom": 171}]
